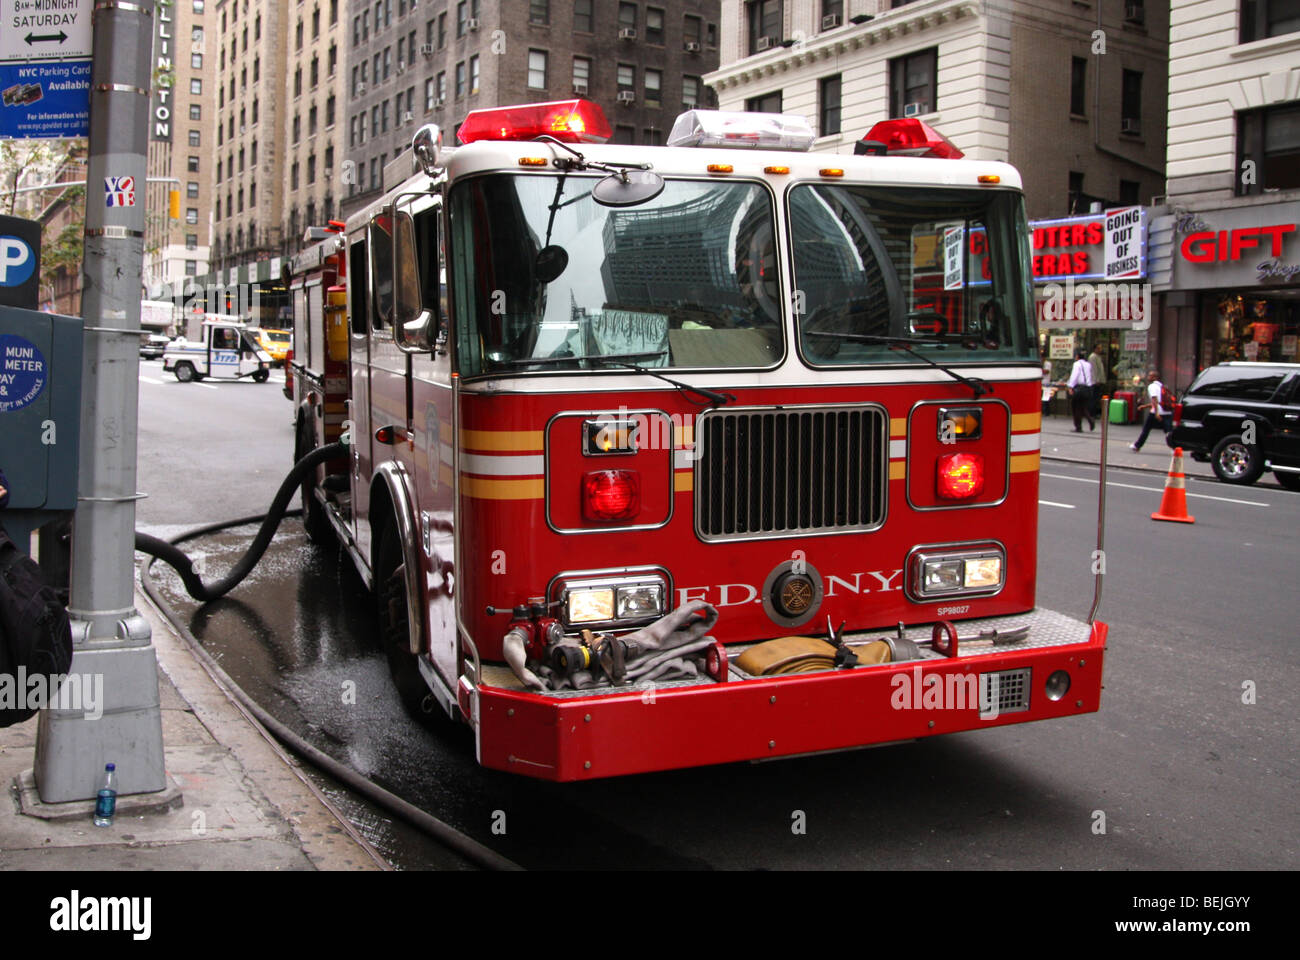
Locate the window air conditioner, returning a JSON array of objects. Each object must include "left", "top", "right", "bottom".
[
  {"left": 756, "top": 35, "right": 777, "bottom": 51},
  {"left": 618, "top": 27, "right": 637, "bottom": 40},
  {"left": 572, "top": 80, "right": 588, "bottom": 95},
  {"left": 434, "top": 96, "right": 445, "bottom": 107},
  {"left": 402, "top": 111, "right": 413, "bottom": 124},
  {"left": 397, "top": 61, "right": 407, "bottom": 74},
  {"left": 419, "top": 43, "right": 434, "bottom": 56},
  {"left": 821, "top": 14, "right": 840, "bottom": 29},
  {"left": 356, "top": 82, "right": 367, "bottom": 94},
  {"left": 1121, "top": 117, "right": 1141, "bottom": 135},
  {"left": 903, "top": 101, "right": 927, "bottom": 117},
  {"left": 616, "top": 90, "right": 636, "bottom": 104},
  {"left": 467, "top": 17, "right": 479, "bottom": 31},
  {"left": 1124, "top": 4, "right": 1145, "bottom": 23},
  {"left": 684, "top": 40, "right": 701, "bottom": 52}
]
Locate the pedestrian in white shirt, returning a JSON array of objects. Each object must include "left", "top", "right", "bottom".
[
  {"left": 1131, "top": 370, "right": 1174, "bottom": 451},
  {"left": 1065, "top": 349, "right": 1095, "bottom": 432}
]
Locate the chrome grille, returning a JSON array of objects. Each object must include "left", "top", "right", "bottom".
[
  {"left": 695, "top": 405, "right": 887, "bottom": 540},
  {"left": 980, "top": 668, "right": 1031, "bottom": 714}
]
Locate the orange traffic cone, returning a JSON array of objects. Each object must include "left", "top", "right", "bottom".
[{"left": 1152, "top": 447, "right": 1195, "bottom": 523}]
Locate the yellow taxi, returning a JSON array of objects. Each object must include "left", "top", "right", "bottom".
[{"left": 249, "top": 327, "right": 292, "bottom": 366}]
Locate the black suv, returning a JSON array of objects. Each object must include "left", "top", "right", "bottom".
[{"left": 1169, "top": 362, "right": 1300, "bottom": 489}]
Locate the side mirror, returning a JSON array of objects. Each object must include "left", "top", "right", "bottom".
[
  {"left": 392, "top": 205, "right": 436, "bottom": 353},
  {"left": 412, "top": 124, "right": 442, "bottom": 176}
]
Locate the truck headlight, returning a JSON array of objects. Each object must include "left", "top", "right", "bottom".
[
  {"left": 554, "top": 571, "right": 669, "bottom": 628},
  {"left": 907, "top": 545, "right": 1005, "bottom": 601}
]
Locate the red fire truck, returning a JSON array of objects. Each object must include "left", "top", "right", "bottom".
[{"left": 288, "top": 101, "right": 1106, "bottom": 781}]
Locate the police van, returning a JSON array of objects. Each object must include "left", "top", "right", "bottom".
[{"left": 162, "top": 317, "right": 273, "bottom": 382}]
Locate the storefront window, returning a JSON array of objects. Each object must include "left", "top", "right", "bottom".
[{"left": 1202, "top": 293, "right": 1300, "bottom": 366}]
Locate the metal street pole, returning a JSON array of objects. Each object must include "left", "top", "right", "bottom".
[{"left": 33, "top": 0, "right": 168, "bottom": 802}]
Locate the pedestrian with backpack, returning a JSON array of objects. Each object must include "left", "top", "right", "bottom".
[{"left": 1131, "top": 370, "right": 1175, "bottom": 452}]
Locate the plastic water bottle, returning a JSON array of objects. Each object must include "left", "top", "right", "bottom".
[{"left": 93, "top": 763, "right": 117, "bottom": 827}]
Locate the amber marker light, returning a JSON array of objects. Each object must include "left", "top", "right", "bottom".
[
  {"left": 518, "top": 157, "right": 549, "bottom": 166},
  {"left": 819, "top": 167, "right": 844, "bottom": 177},
  {"left": 764, "top": 165, "right": 790, "bottom": 174},
  {"left": 706, "top": 163, "right": 734, "bottom": 174},
  {"left": 978, "top": 174, "right": 1001, "bottom": 184}
]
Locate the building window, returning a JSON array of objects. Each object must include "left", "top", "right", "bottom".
[
  {"left": 185, "top": 260, "right": 198, "bottom": 276},
  {"left": 188, "top": 129, "right": 201, "bottom": 146},
  {"left": 312, "top": 8, "right": 320, "bottom": 38},
  {"left": 821, "top": 0, "right": 844, "bottom": 24},
  {"left": 574, "top": 0, "right": 593, "bottom": 32},
  {"left": 190, "top": 78, "right": 202, "bottom": 95},
  {"left": 326, "top": 96, "right": 336, "bottom": 126},
  {"left": 291, "top": 162, "right": 300, "bottom": 190},
  {"left": 573, "top": 56, "right": 591, "bottom": 92},
  {"left": 1119, "top": 180, "right": 1141, "bottom": 205},
  {"left": 528, "top": 50, "right": 547, "bottom": 89},
  {"left": 684, "top": 15, "right": 701, "bottom": 44},
  {"left": 189, "top": 103, "right": 201, "bottom": 121},
  {"left": 194, "top": 1, "right": 204, "bottom": 11},
  {"left": 890, "top": 47, "right": 936, "bottom": 118},
  {"left": 191, "top": 53, "right": 203, "bottom": 68},
  {"left": 747, "top": 0, "right": 782, "bottom": 55},
  {"left": 617, "top": 64, "right": 635, "bottom": 93},
  {"left": 818, "top": 74, "right": 842, "bottom": 136},
  {"left": 187, "top": 181, "right": 200, "bottom": 198},
  {"left": 530, "top": 0, "right": 549, "bottom": 25},
  {"left": 425, "top": 78, "right": 435, "bottom": 110},
  {"left": 1124, "top": 0, "right": 1146, "bottom": 25},
  {"left": 1121, "top": 69, "right": 1142, "bottom": 135},
  {"left": 643, "top": 127, "right": 663, "bottom": 145},
  {"left": 618, "top": 3, "right": 636, "bottom": 33},
  {"left": 295, "top": 68, "right": 303, "bottom": 98},
  {"left": 438, "top": 12, "right": 446, "bottom": 46},
  {"left": 706, "top": 22, "right": 717, "bottom": 46},
  {"left": 1237, "top": 102, "right": 1300, "bottom": 195},
  {"left": 456, "top": 61, "right": 466, "bottom": 98},
  {"left": 186, "top": 208, "right": 199, "bottom": 224},
  {"left": 682, "top": 75, "right": 699, "bottom": 108},
  {"left": 1070, "top": 57, "right": 1087, "bottom": 117},
  {"left": 470, "top": 55, "right": 480, "bottom": 94},
  {"left": 457, "top": 1, "right": 467, "bottom": 36},
  {"left": 311, "top": 57, "right": 319, "bottom": 88},
  {"left": 746, "top": 91, "right": 782, "bottom": 113},
  {"left": 188, "top": 155, "right": 200, "bottom": 172},
  {"left": 186, "top": 233, "right": 198, "bottom": 249},
  {"left": 645, "top": 69, "right": 661, "bottom": 106},
  {"left": 646, "top": 7, "right": 664, "bottom": 44},
  {"left": 614, "top": 124, "right": 635, "bottom": 144},
  {"left": 438, "top": 71, "right": 447, "bottom": 102},
  {"left": 382, "top": 99, "right": 390, "bottom": 132},
  {"left": 384, "top": 47, "right": 392, "bottom": 80}
]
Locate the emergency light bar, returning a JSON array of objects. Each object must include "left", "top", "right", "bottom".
[
  {"left": 667, "top": 109, "right": 815, "bottom": 151},
  {"left": 457, "top": 99, "right": 613, "bottom": 145},
  {"left": 858, "top": 118, "right": 964, "bottom": 159}
]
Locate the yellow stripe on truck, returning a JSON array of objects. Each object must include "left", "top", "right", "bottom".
[
  {"left": 460, "top": 429, "right": 545, "bottom": 452},
  {"left": 459, "top": 476, "right": 546, "bottom": 500}
]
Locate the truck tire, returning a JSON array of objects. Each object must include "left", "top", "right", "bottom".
[
  {"left": 252, "top": 368, "right": 270, "bottom": 383},
  {"left": 174, "top": 361, "right": 195, "bottom": 382},
  {"left": 1211, "top": 434, "right": 1264, "bottom": 485},
  {"left": 296, "top": 421, "right": 333, "bottom": 546},
  {"left": 375, "top": 522, "right": 434, "bottom": 723}
]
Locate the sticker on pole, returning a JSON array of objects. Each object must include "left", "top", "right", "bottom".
[
  {"left": 105, "top": 176, "right": 136, "bottom": 207},
  {"left": 0, "top": 334, "right": 48, "bottom": 412}
]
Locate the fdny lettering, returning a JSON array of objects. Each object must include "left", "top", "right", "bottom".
[{"left": 677, "top": 569, "right": 902, "bottom": 608}]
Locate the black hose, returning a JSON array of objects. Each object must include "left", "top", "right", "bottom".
[
  {"left": 136, "top": 463, "right": 523, "bottom": 871},
  {"left": 135, "top": 441, "right": 347, "bottom": 602}
]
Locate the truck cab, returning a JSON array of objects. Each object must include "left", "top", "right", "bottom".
[{"left": 163, "top": 318, "right": 272, "bottom": 383}]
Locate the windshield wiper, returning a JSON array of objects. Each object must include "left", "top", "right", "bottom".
[
  {"left": 804, "top": 331, "right": 993, "bottom": 398},
  {"left": 595, "top": 358, "right": 736, "bottom": 407},
  {"left": 489, "top": 350, "right": 667, "bottom": 368}
]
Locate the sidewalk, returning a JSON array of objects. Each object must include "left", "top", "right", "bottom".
[
  {"left": 1038, "top": 410, "right": 1214, "bottom": 478},
  {"left": 0, "top": 583, "right": 386, "bottom": 871}
]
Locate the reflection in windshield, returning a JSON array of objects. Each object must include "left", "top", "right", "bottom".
[
  {"left": 450, "top": 175, "right": 784, "bottom": 374},
  {"left": 790, "top": 185, "right": 1035, "bottom": 365}
]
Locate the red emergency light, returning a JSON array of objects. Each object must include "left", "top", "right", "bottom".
[
  {"left": 582, "top": 470, "right": 641, "bottom": 522},
  {"left": 457, "top": 99, "right": 613, "bottom": 145},
  {"left": 860, "top": 119, "right": 965, "bottom": 159},
  {"left": 936, "top": 452, "right": 985, "bottom": 499}
]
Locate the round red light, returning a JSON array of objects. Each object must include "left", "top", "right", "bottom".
[
  {"left": 582, "top": 470, "right": 641, "bottom": 521},
  {"left": 936, "top": 452, "right": 985, "bottom": 499}
]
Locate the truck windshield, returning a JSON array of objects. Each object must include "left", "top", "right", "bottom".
[
  {"left": 789, "top": 184, "right": 1036, "bottom": 365},
  {"left": 450, "top": 174, "right": 784, "bottom": 376}
]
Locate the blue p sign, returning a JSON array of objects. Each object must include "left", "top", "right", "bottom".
[{"left": 0, "top": 235, "right": 36, "bottom": 287}]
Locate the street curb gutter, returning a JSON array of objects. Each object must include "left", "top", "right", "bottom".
[{"left": 135, "top": 580, "right": 389, "bottom": 871}]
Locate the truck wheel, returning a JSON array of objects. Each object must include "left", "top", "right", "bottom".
[
  {"left": 376, "top": 522, "right": 435, "bottom": 723},
  {"left": 296, "top": 422, "right": 333, "bottom": 546},
  {"left": 252, "top": 368, "right": 270, "bottom": 383},
  {"left": 1275, "top": 471, "right": 1300, "bottom": 492},
  {"left": 1211, "top": 434, "right": 1264, "bottom": 485},
  {"left": 174, "top": 362, "right": 195, "bottom": 382}
]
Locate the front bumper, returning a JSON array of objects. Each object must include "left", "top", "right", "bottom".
[{"left": 465, "top": 608, "right": 1107, "bottom": 781}]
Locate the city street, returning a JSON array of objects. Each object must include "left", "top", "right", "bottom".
[{"left": 134, "top": 361, "right": 1299, "bottom": 871}]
